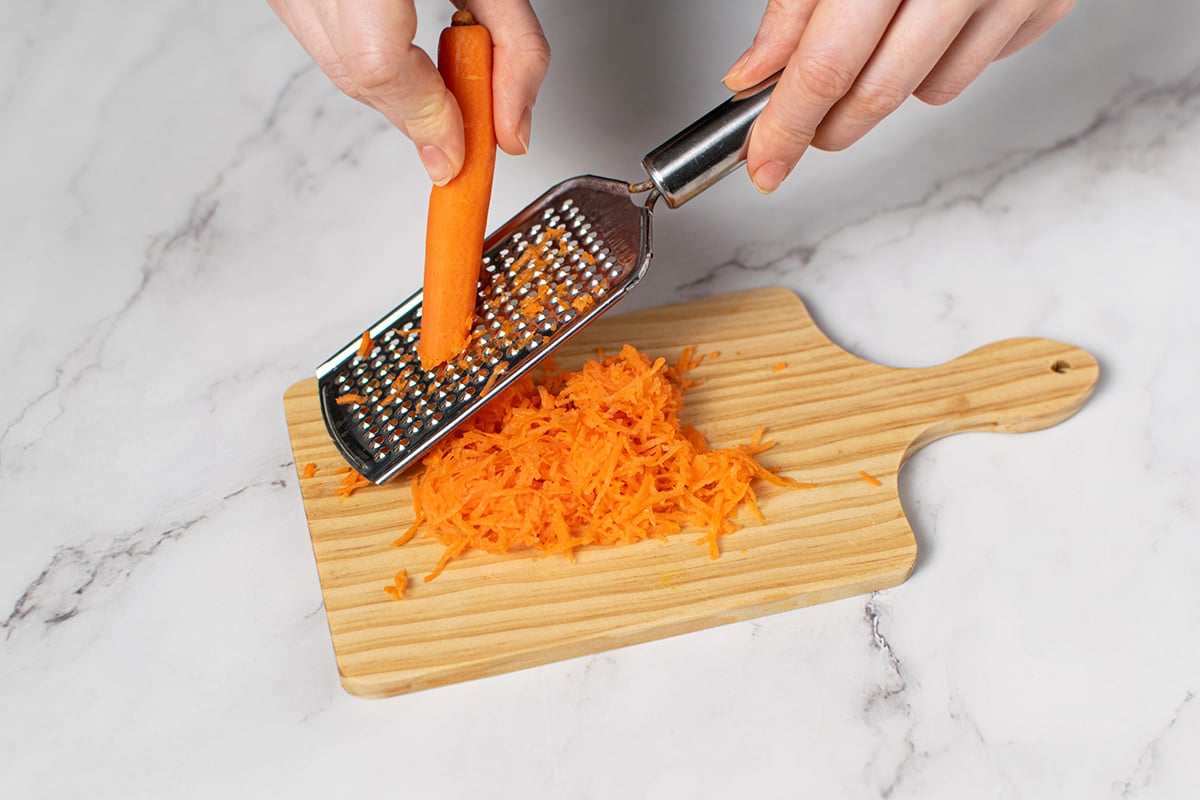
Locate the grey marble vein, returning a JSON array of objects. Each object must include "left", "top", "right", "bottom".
[
  {"left": 0, "top": 65, "right": 311, "bottom": 472},
  {"left": 2, "top": 1, "right": 1199, "bottom": 796},
  {"left": 1116, "top": 691, "right": 1197, "bottom": 797},
  {"left": 676, "top": 61, "right": 1200, "bottom": 302},
  {"left": 1, "top": 467, "right": 292, "bottom": 641}
]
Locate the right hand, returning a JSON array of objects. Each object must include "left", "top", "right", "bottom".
[
  {"left": 724, "top": 0, "right": 1075, "bottom": 194},
  {"left": 267, "top": 0, "right": 551, "bottom": 185}
]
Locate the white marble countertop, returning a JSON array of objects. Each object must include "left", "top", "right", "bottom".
[{"left": 3, "top": 0, "right": 1199, "bottom": 796}]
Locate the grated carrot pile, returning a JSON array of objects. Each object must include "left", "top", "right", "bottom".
[{"left": 400, "top": 344, "right": 808, "bottom": 582}]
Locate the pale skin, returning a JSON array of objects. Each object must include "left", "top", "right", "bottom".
[{"left": 268, "top": 0, "right": 1075, "bottom": 192}]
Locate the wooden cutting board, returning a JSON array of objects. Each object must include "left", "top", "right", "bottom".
[{"left": 283, "top": 287, "right": 1098, "bottom": 698}]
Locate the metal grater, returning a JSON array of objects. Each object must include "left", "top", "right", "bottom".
[{"left": 317, "top": 75, "right": 780, "bottom": 484}]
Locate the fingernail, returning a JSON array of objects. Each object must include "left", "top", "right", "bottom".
[
  {"left": 751, "top": 161, "right": 791, "bottom": 194},
  {"left": 722, "top": 50, "right": 751, "bottom": 88},
  {"left": 515, "top": 106, "right": 532, "bottom": 155},
  {"left": 419, "top": 145, "right": 453, "bottom": 186}
]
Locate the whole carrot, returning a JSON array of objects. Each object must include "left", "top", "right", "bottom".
[{"left": 417, "top": 10, "right": 496, "bottom": 371}]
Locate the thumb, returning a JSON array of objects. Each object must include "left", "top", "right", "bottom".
[{"left": 338, "top": 1, "right": 465, "bottom": 184}]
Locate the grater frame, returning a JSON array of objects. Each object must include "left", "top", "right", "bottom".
[{"left": 316, "top": 176, "right": 654, "bottom": 484}]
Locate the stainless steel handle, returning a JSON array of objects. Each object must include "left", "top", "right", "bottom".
[{"left": 640, "top": 73, "right": 779, "bottom": 208}]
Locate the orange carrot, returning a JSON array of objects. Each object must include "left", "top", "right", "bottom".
[
  {"left": 302, "top": 462, "right": 317, "bottom": 479},
  {"left": 335, "top": 394, "right": 367, "bottom": 406},
  {"left": 417, "top": 11, "right": 496, "bottom": 370},
  {"left": 858, "top": 470, "right": 882, "bottom": 487},
  {"left": 357, "top": 331, "right": 373, "bottom": 359}
]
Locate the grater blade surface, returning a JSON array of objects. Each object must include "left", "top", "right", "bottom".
[{"left": 316, "top": 175, "right": 654, "bottom": 484}]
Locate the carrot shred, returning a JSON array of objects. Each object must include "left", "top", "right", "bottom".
[
  {"left": 858, "top": 470, "right": 883, "bottom": 487},
  {"left": 357, "top": 331, "right": 373, "bottom": 359},
  {"left": 674, "top": 346, "right": 705, "bottom": 374},
  {"left": 383, "top": 569, "right": 409, "bottom": 600},
  {"left": 772, "top": 361, "right": 787, "bottom": 372},
  {"left": 334, "top": 469, "right": 372, "bottom": 498},
  {"left": 335, "top": 393, "right": 368, "bottom": 406},
  {"left": 302, "top": 462, "right": 317, "bottom": 479},
  {"left": 391, "top": 522, "right": 419, "bottom": 548},
  {"left": 405, "top": 345, "right": 809, "bottom": 581}
]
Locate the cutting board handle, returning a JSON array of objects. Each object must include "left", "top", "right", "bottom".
[{"left": 902, "top": 337, "right": 1099, "bottom": 460}]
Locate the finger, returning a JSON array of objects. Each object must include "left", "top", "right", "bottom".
[
  {"left": 336, "top": 0, "right": 464, "bottom": 184},
  {"left": 914, "top": 1, "right": 1033, "bottom": 106},
  {"left": 723, "top": 0, "right": 819, "bottom": 91},
  {"left": 995, "top": 0, "right": 1075, "bottom": 59},
  {"left": 266, "top": 0, "right": 299, "bottom": 37},
  {"left": 466, "top": 0, "right": 550, "bottom": 155},
  {"left": 812, "top": 0, "right": 976, "bottom": 151},
  {"left": 747, "top": 0, "right": 904, "bottom": 193},
  {"left": 268, "top": 0, "right": 367, "bottom": 104}
]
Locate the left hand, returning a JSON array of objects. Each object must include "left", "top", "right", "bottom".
[{"left": 723, "top": 0, "right": 1076, "bottom": 193}]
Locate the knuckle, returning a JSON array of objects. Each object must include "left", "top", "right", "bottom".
[
  {"left": 402, "top": 94, "right": 452, "bottom": 131},
  {"left": 914, "top": 82, "right": 963, "bottom": 106},
  {"left": 325, "top": 61, "right": 363, "bottom": 100},
  {"left": 811, "top": 127, "right": 855, "bottom": 152},
  {"left": 344, "top": 49, "right": 404, "bottom": 94},
  {"left": 518, "top": 30, "right": 552, "bottom": 75},
  {"left": 843, "top": 78, "right": 911, "bottom": 120},
  {"left": 757, "top": 113, "right": 815, "bottom": 158},
  {"left": 790, "top": 53, "right": 858, "bottom": 104}
]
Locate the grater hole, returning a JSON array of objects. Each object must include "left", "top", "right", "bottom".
[{"left": 324, "top": 192, "right": 634, "bottom": 477}]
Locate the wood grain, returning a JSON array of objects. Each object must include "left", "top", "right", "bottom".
[{"left": 283, "top": 287, "right": 1098, "bottom": 697}]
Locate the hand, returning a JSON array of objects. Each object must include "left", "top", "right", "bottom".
[
  {"left": 723, "top": 0, "right": 1076, "bottom": 193},
  {"left": 267, "top": 0, "right": 550, "bottom": 185}
]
